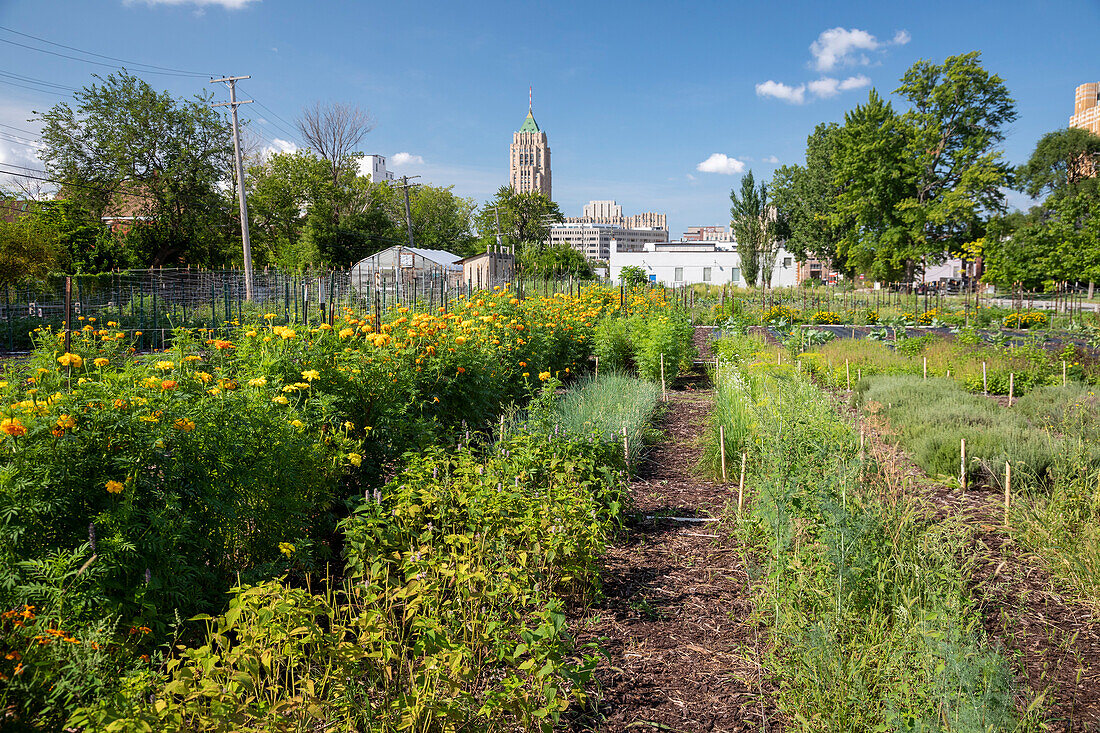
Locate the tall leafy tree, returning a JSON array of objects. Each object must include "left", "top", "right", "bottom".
[
  {"left": 473, "top": 187, "right": 563, "bottom": 261},
  {"left": 894, "top": 51, "right": 1017, "bottom": 262},
  {"left": 729, "top": 170, "right": 772, "bottom": 287},
  {"left": 1016, "top": 127, "right": 1100, "bottom": 200},
  {"left": 831, "top": 90, "right": 919, "bottom": 281},
  {"left": 770, "top": 123, "right": 849, "bottom": 276},
  {"left": 37, "top": 72, "right": 234, "bottom": 267}
]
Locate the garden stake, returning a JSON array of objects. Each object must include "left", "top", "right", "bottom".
[
  {"left": 1004, "top": 461, "right": 1011, "bottom": 527},
  {"left": 982, "top": 362, "right": 988, "bottom": 395},
  {"left": 923, "top": 356, "right": 927, "bottom": 380},
  {"left": 622, "top": 426, "right": 629, "bottom": 469},
  {"left": 858, "top": 368, "right": 862, "bottom": 382},
  {"left": 960, "top": 438, "right": 967, "bottom": 492},
  {"left": 660, "top": 353, "right": 666, "bottom": 401},
  {"left": 1009, "top": 373, "right": 1014, "bottom": 406},
  {"left": 719, "top": 425, "right": 727, "bottom": 481},
  {"left": 595, "top": 355, "right": 599, "bottom": 379},
  {"left": 738, "top": 452, "right": 746, "bottom": 517}
]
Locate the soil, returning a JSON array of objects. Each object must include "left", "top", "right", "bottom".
[
  {"left": 848, "top": 397, "right": 1100, "bottom": 731},
  {"left": 569, "top": 363, "right": 773, "bottom": 732}
]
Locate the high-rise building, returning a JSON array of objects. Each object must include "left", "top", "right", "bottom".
[
  {"left": 583, "top": 200, "right": 622, "bottom": 220},
  {"left": 509, "top": 91, "right": 551, "bottom": 198},
  {"left": 682, "top": 226, "right": 732, "bottom": 242},
  {"left": 1071, "top": 82, "right": 1100, "bottom": 135}
]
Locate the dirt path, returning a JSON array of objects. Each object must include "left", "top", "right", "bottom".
[
  {"left": 855, "top": 408, "right": 1100, "bottom": 731},
  {"left": 571, "top": 370, "right": 771, "bottom": 732}
]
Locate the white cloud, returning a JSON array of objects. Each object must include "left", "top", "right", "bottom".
[
  {"left": 809, "top": 27, "right": 910, "bottom": 72},
  {"left": 391, "top": 152, "right": 424, "bottom": 167},
  {"left": 696, "top": 153, "right": 746, "bottom": 175},
  {"left": 763, "top": 155, "right": 780, "bottom": 164},
  {"left": 261, "top": 137, "right": 297, "bottom": 159},
  {"left": 755, "top": 80, "right": 805, "bottom": 104},
  {"left": 810, "top": 28, "right": 880, "bottom": 71},
  {"left": 807, "top": 77, "right": 841, "bottom": 98},
  {"left": 839, "top": 74, "right": 871, "bottom": 91},
  {"left": 127, "top": 0, "right": 259, "bottom": 8}
]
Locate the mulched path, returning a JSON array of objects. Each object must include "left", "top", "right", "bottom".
[
  {"left": 849, "top": 400, "right": 1100, "bottom": 731},
  {"left": 570, "top": 371, "right": 772, "bottom": 732}
]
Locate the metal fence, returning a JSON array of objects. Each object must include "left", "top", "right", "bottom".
[{"left": 0, "top": 268, "right": 594, "bottom": 352}]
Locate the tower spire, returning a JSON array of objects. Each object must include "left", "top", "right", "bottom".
[{"left": 529, "top": 85, "right": 532, "bottom": 112}]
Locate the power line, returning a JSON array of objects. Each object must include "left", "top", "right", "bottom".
[
  {"left": 0, "top": 70, "right": 80, "bottom": 92},
  {"left": 0, "top": 76, "right": 72, "bottom": 99},
  {"left": 0, "top": 121, "right": 41, "bottom": 137},
  {"left": 0, "top": 131, "right": 40, "bottom": 148},
  {"left": 0, "top": 166, "right": 158, "bottom": 200},
  {"left": 0, "top": 25, "right": 214, "bottom": 77},
  {"left": 248, "top": 96, "right": 304, "bottom": 147}
]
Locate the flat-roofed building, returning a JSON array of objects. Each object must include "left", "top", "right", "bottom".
[
  {"left": 549, "top": 221, "right": 668, "bottom": 261},
  {"left": 610, "top": 240, "right": 798, "bottom": 288}
]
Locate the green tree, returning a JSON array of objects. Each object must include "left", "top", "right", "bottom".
[
  {"left": 831, "top": 90, "right": 917, "bottom": 281},
  {"left": 729, "top": 170, "right": 771, "bottom": 287},
  {"left": 473, "top": 187, "right": 563, "bottom": 264},
  {"left": 0, "top": 216, "right": 64, "bottom": 286},
  {"left": 37, "top": 72, "right": 235, "bottom": 267},
  {"left": 521, "top": 242, "right": 593, "bottom": 279},
  {"left": 1016, "top": 127, "right": 1100, "bottom": 200},
  {"left": 894, "top": 51, "right": 1017, "bottom": 266},
  {"left": 375, "top": 183, "right": 478, "bottom": 257},
  {"left": 619, "top": 265, "right": 648, "bottom": 286},
  {"left": 770, "top": 123, "right": 849, "bottom": 275}
]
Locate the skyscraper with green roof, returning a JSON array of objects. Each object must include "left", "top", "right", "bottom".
[{"left": 509, "top": 89, "right": 551, "bottom": 198}]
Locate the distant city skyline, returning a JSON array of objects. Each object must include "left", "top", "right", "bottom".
[{"left": 1, "top": 1, "right": 1098, "bottom": 236}]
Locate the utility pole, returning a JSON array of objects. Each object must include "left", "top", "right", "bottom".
[
  {"left": 211, "top": 75, "right": 254, "bottom": 300},
  {"left": 391, "top": 175, "right": 421, "bottom": 249}
]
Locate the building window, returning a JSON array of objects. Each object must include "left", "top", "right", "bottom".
[
  {"left": 783, "top": 257, "right": 792, "bottom": 268},
  {"left": 674, "top": 267, "right": 684, "bottom": 282},
  {"left": 703, "top": 267, "right": 712, "bottom": 282},
  {"left": 730, "top": 267, "right": 740, "bottom": 282}
]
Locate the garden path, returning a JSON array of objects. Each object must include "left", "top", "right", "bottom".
[{"left": 570, "top": 360, "right": 772, "bottom": 732}]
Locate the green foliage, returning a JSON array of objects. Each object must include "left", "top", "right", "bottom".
[
  {"left": 521, "top": 241, "right": 592, "bottom": 279},
  {"left": 705, "top": 336, "right": 1031, "bottom": 730},
  {"left": 473, "top": 186, "right": 563, "bottom": 265},
  {"left": 1016, "top": 127, "right": 1100, "bottom": 200},
  {"left": 0, "top": 216, "right": 64, "bottom": 287},
  {"left": 547, "top": 373, "right": 661, "bottom": 466},
  {"left": 591, "top": 309, "right": 695, "bottom": 382},
  {"left": 619, "top": 265, "right": 648, "bottom": 287},
  {"left": 37, "top": 72, "right": 234, "bottom": 268},
  {"left": 729, "top": 170, "right": 775, "bottom": 286}
]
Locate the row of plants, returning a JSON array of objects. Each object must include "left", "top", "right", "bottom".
[
  {"left": 793, "top": 335, "right": 1100, "bottom": 394},
  {"left": 0, "top": 285, "right": 690, "bottom": 729},
  {"left": 854, "top": 376, "right": 1100, "bottom": 607},
  {"left": 703, "top": 334, "right": 1036, "bottom": 730}
]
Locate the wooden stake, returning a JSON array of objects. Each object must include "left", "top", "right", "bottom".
[
  {"left": 595, "top": 355, "right": 599, "bottom": 379},
  {"left": 1009, "top": 372, "right": 1014, "bottom": 406},
  {"left": 622, "top": 426, "right": 629, "bottom": 468},
  {"left": 738, "top": 452, "right": 746, "bottom": 517},
  {"left": 660, "top": 353, "right": 667, "bottom": 402},
  {"left": 923, "top": 356, "right": 927, "bottom": 380},
  {"left": 982, "top": 362, "right": 988, "bottom": 395},
  {"left": 960, "top": 438, "right": 967, "bottom": 491},
  {"left": 719, "top": 425, "right": 727, "bottom": 481},
  {"left": 1004, "top": 460, "right": 1011, "bottom": 527}
]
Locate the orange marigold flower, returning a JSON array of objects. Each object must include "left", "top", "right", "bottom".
[
  {"left": 105, "top": 480, "right": 124, "bottom": 494},
  {"left": 1, "top": 418, "right": 26, "bottom": 438},
  {"left": 161, "top": 380, "right": 178, "bottom": 391},
  {"left": 173, "top": 418, "right": 195, "bottom": 432},
  {"left": 213, "top": 340, "right": 234, "bottom": 350}
]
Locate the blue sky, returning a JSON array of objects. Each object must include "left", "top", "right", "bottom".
[{"left": 1, "top": 0, "right": 1097, "bottom": 237}]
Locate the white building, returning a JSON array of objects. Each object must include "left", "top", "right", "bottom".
[
  {"left": 363, "top": 155, "right": 394, "bottom": 183},
  {"left": 550, "top": 222, "right": 668, "bottom": 261},
  {"left": 609, "top": 240, "right": 799, "bottom": 288}
]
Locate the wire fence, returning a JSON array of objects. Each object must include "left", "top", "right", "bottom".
[{"left": 1, "top": 267, "right": 596, "bottom": 352}]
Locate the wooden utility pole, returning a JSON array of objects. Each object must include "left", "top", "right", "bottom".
[
  {"left": 390, "top": 175, "right": 421, "bottom": 249},
  {"left": 211, "top": 76, "right": 254, "bottom": 300}
]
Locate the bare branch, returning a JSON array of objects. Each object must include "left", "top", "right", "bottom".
[{"left": 295, "top": 102, "right": 374, "bottom": 185}]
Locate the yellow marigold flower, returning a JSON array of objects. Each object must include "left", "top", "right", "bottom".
[
  {"left": 93, "top": 358, "right": 109, "bottom": 368},
  {"left": 522, "top": 372, "right": 529, "bottom": 378},
  {"left": 301, "top": 370, "right": 320, "bottom": 382},
  {"left": 539, "top": 371, "right": 551, "bottom": 382},
  {"left": 56, "top": 414, "right": 76, "bottom": 430},
  {"left": 264, "top": 313, "right": 277, "bottom": 320},
  {"left": 142, "top": 377, "right": 160, "bottom": 389},
  {"left": 57, "top": 353, "right": 83, "bottom": 368},
  {"left": 273, "top": 395, "right": 289, "bottom": 405},
  {"left": 247, "top": 377, "right": 267, "bottom": 387},
  {"left": 1, "top": 418, "right": 27, "bottom": 437},
  {"left": 155, "top": 361, "right": 174, "bottom": 372},
  {"left": 318, "top": 323, "right": 333, "bottom": 331},
  {"left": 282, "top": 385, "right": 299, "bottom": 393},
  {"left": 105, "top": 480, "right": 124, "bottom": 494},
  {"left": 113, "top": 399, "right": 128, "bottom": 410},
  {"left": 454, "top": 336, "right": 466, "bottom": 345},
  {"left": 193, "top": 371, "right": 212, "bottom": 384},
  {"left": 278, "top": 542, "right": 295, "bottom": 558},
  {"left": 281, "top": 329, "right": 297, "bottom": 340},
  {"left": 347, "top": 452, "right": 362, "bottom": 467},
  {"left": 290, "top": 419, "right": 304, "bottom": 428},
  {"left": 344, "top": 420, "right": 354, "bottom": 431},
  {"left": 173, "top": 418, "right": 195, "bottom": 432},
  {"left": 339, "top": 327, "right": 354, "bottom": 338}
]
